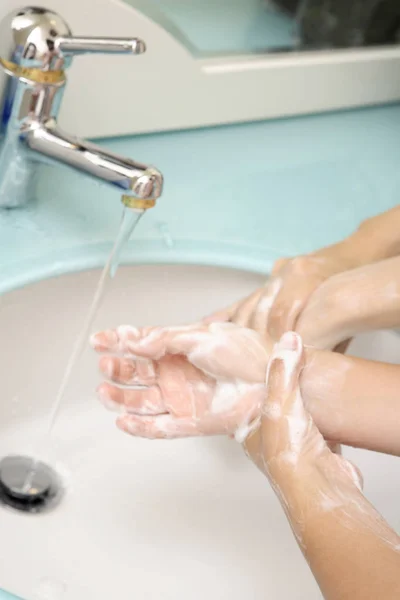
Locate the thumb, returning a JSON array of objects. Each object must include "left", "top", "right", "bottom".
[
  {"left": 261, "top": 331, "right": 305, "bottom": 462},
  {"left": 126, "top": 325, "right": 205, "bottom": 359}
]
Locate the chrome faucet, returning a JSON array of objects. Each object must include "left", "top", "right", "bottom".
[{"left": 0, "top": 6, "right": 163, "bottom": 209}]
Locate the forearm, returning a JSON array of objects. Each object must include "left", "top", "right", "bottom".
[
  {"left": 285, "top": 476, "right": 400, "bottom": 600},
  {"left": 255, "top": 330, "right": 400, "bottom": 600},
  {"left": 318, "top": 206, "right": 400, "bottom": 268},
  {"left": 351, "top": 206, "right": 400, "bottom": 262},
  {"left": 300, "top": 349, "right": 400, "bottom": 455},
  {"left": 296, "top": 256, "right": 400, "bottom": 348}
]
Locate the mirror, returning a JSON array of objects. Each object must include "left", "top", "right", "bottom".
[{"left": 124, "top": 0, "right": 400, "bottom": 57}]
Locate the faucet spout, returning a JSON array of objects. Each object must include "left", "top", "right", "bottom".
[
  {"left": 0, "top": 6, "right": 163, "bottom": 210},
  {"left": 24, "top": 119, "right": 163, "bottom": 205}
]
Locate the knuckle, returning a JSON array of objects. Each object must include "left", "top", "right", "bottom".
[
  {"left": 271, "top": 257, "right": 290, "bottom": 275},
  {"left": 268, "top": 301, "right": 287, "bottom": 322},
  {"left": 288, "top": 256, "right": 312, "bottom": 275}
]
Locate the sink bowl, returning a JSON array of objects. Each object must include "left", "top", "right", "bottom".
[{"left": 0, "top": 265, "right": 399, "bottom": 600}]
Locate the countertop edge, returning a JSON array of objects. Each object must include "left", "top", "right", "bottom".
[{"left": 0, "top": 240, "right": 272, "bottom": 296}]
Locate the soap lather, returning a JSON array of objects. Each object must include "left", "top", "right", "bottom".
[{"left": 0, "top": 6, "right": 163, "bottom": 210}]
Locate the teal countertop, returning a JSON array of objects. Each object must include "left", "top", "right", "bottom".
[
  {"left": 0, "top": 104, "right": 400, "bottom": 599},
  {"left": 1, "top": 104, "right": 400, "bottom": 297}
]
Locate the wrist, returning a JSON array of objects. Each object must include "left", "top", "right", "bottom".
[
  {"left": 298, "top": 348, "right": 350, "bottom": 444},
  {"left": 316, "top": 233, "right": 372, "bottom": 272},
  {"left": 345, "top": 214, "right": 400, "bottom": 266},
  {"left": 268, "top": 458, "right": 330, "bottom": 525},
  {"left": 296, "top": 274, "right": 360, "bottom": 348},
  {"left": 314, "top": 208, "right": 400, "bottom": 274},
  {"left": 314, "top": 215, "right": 395, "bottom": 272}
]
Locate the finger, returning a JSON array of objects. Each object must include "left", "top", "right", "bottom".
[
  {"left": 244, "top": 331, "right": 304, "bottom": 471},
  {"left": 90, "top": 325, "right": 140, "bottom": 353},
  {"left": 99, "top": 356, "right": 156, "bottom": 385},
  {"left": 97, "top": 382, "right": 165, "bottom": 415},
  {"left": 271, "top": 257, "right": 290, "bottom": 277},
  {"left": 260, "top": 332, "right": 305, "bottom": 460},
  {"left": 231, "top": 288, "right": 264, "bottom": 328},
  {"left": 251, "top": 278, "right": 282, "bottom": 336},
  {"left": 267, "top": 278, "right": 317, "bottom": 340},
  {"left": 204, "top": 262, "right": 287, "bottom": 328},
  {"left": 90, "top": 329, "right": 119, "bottom": 352},
  {"left": 264, "top": 331, "right": 304, "bottom": 407},
  {"left": 117, "top": 413, "right": 203, "bottom": 439},
  {"left": 125, "top": 325, "right": 207, "bottom": 360}
]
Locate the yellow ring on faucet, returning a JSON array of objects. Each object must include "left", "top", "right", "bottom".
[
  {"left": 0, "top": 58, "right": 65, "bottom": 86},
  {"left": 121, "top": 195, "right": 156, "bottom": 210}
]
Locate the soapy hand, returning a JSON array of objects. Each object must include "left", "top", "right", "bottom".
[
  {"left": 206, "top": 207, "right": 400, "bottom": 347},
  {"left": 91, "top": 322, "right": 272, "bottom": 440},
  {"left": 204, "top": 253, "right": 354, "bottom": 347},
  {"left": 244, "top": 331, "right": 362, "bottom": 498},
  {"left": 245, "top": 332, "right": 400, "bottom": 600}
]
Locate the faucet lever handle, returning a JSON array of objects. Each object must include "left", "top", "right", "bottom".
[{"left": 55, "top": 37, "right": 146, "bottom": 56}]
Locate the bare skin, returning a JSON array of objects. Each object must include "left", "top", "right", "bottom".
[
  {"left": 205, "top": 206, "right": 400, "bottom": 345},
  {"left": 91, "top": 323, "right": 400, "bottom": 455},
  {"left": 245, "top": 332, "right": 400, "bottom": 600},
  {"left": 90, "top": 327, "right": 400, "bottom": 597},
  {"left": 296, "top": 255, "right": 400, "bottom": 349}
]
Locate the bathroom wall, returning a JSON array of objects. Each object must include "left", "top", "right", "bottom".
[{"left": 1, "top": 0, "right": 400, "bottom": 137}]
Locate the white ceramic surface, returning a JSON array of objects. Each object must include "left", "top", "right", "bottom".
[{"left": 0, "top": 265, "right": 399, "bottom": 600}]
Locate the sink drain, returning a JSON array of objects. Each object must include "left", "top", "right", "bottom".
[{"left": 0, "top": 455, "right": 62, "bottom": 513}]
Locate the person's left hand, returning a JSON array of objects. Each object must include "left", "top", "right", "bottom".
[
  {"left": 203, "top": 255, "right": 353, "bottom": 353},
  {"left": 203, "top": 252, "right": 351, "bottom": 344},
  {"left": 91, "top": 322, "right": 272, "bottom": 441}
]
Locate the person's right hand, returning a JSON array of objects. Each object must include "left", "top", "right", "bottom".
[{"left": 91, "top": 322, "right": 272, "bottom": 441}]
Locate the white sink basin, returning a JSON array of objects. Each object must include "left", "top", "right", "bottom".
[{"left": 0, "top": 265, "right": 399, "bottom": 600}]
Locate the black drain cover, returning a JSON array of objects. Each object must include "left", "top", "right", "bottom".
[{"left": 0, "top": 455, "right": 62, "bottom": 513}]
